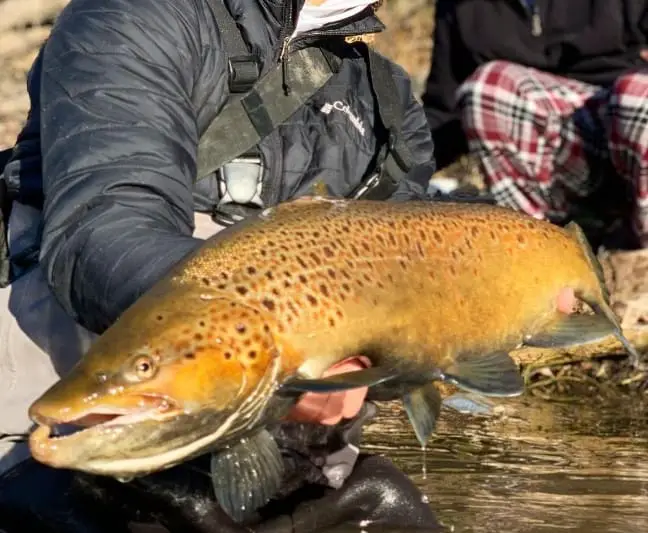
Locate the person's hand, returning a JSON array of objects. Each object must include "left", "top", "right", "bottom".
[{"left": 285, "top": 356, "right": 371, "bottom": 425}]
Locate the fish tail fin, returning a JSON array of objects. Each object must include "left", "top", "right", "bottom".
[
  {"left": 564, "top": 221, "right": 609, "bottom": 303},
  {"left": 564, "top": 222, "right": 645, "bottom": 370}
]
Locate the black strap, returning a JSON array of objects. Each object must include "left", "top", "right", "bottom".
[
  {"left": 209, "top": 0, "right": 260, "bottom": 94},
  {"left": 196, "top": 47, "right": 341, "bottom": 181},
  {"left": 352, "top": 44, "right": 418, "bottom": 200},
  {"left": 0, "top": 149, "right": 14, "bottom": 287}
]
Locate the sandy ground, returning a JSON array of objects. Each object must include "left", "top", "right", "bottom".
[{"left": 0, "top": 0, "right": 646, "bottom": 393}]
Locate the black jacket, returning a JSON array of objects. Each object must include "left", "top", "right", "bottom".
[
  {"left": 3, "top": 0, "right": 435, "bottom": 334},
  {"left": 423, "top": 0, "right": 648, "bottom": 168}
]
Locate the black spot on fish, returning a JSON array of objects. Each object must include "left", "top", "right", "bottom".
[
  {"left": 235, "top": 324, "right": 246, "bottom": 334},
  {"left": 297, "top": 257, "right": 307, "bottom": 269},
  {"left": 247, "top": 266, "right": 257, "bottom": 275},
  {"left": 156, "top": 315, "right": 164, "bottom": 321},
  {"left": 248, "top": 350, "right": 257, "bottom": 359},
  {"left": 323, "top": 246, "right": 334, "bottom": 258},
  {"left": 320, "top": 284, "right": 330, "bottom": 297},
  {"left": 298, "top": 274, "right": 308, "bottom": 284},
  {"left": 202, "top": 277, "right": 211, "bottom": 286},
  {"left": 433, "top": 231, "right": 443, "bottom": 244},
  {"left": 224, "top": 352, "right": 232, "bottom": 360},
  {"left": 306, "top": 294, "right": 318, "bottom": 306},
  {"left": 262, "top": 299, "right": 276, "bottom": 311},
  {"left": 236, "top": 286, "right": 248, "bottom": 296},
  {"left": 185, "top": 352, "right": 196, "bottom": 360}
]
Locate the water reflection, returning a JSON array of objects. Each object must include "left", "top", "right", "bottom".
[{"left": 362, "top": 396, "right": 648, "bottom": 533}]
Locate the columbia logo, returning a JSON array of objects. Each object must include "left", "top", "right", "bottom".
[{"left": 319, "top": 101, "right": 366, "bottom": 136}]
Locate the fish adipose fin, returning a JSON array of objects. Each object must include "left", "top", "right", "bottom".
[
  {"left": 403, "top": 383, "right": 443, "bottom": 447},
  {"left": 276, "top": 366, "right": 399, "bottom": 396},
  {"left": 442, "top": 351, "right": 524, "bottom": 397},
  {"left": 210, "top": 429, "right": 284, "bottom": 523}
]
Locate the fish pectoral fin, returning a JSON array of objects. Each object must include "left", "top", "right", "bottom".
[
  {"left": 443, "top": 351, "right": 524, "bottom": 397},
  {"left": 210, "top": 429, "right": 284, "bottom": 523},
  {"left": 276, "top": 367, "right": 398, "bottom": 396},
  {"left": 442, "top": 392, "right": 495, "bottom": 416},
  {"left": 403, "top": 383, "right": 443, "bottom": 447},
  {"left": 523, "top": 313, "right": 616, "bottom": 349}
]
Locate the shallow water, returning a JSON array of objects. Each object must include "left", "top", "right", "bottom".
[{"left": 361, "top": 396, "right": 648, "bottom": 533}]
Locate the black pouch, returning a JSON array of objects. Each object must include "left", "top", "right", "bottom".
[{"left": 0, "top": 147, "right": 15, "bottom": 288}]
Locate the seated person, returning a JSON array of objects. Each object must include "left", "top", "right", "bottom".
[{"left": 422, "top": 0, "right": 648, "bottom": 250}]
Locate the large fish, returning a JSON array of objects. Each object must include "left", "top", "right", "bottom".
[{"left": 27, "top": 197, "right": 641, "bottom": 520}]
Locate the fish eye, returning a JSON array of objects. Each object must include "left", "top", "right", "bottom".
[{"left": 133, "top": 355, "right": 157, "bottom": 380}]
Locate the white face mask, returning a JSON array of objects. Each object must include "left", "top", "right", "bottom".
[{"left": 292, "top": 0, "right": 376, "bottom": 39}]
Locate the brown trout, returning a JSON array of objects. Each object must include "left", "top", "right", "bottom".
[{"left": 27, "top": 197, "right": 641, "bottom": 520}]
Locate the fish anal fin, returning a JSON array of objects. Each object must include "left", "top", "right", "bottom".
[
  {"left": 443, "top": 351, "right": 524, "bottom": 397},
  {"left": 524, "top": 313, "right": 618, "bottom": 349},
  {"left": 210, "top": 429, "right": 284, "bottom": 523},
  {"left": 403, "top": 383, "right": 443, "bottom": 447}
]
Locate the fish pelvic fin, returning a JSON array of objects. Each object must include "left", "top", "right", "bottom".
[
  {"left": 442, "top": 351, "right": 524, "bottom": 398},
  {"left": 564, "top": 221, "right": 645, "bottom": 370},
  {"left": 403, "top": 383, "right": 443, "bottom": 447}
]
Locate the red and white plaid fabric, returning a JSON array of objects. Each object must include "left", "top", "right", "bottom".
[{"left": 456, "top": 60, "right": 648, "bottom": 245}]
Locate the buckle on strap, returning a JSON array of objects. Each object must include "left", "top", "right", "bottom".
[{"left": 227, "top": 56, "right": 260, "bottom": 94}]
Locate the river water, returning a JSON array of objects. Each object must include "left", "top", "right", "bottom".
[{"left": 360, "top": 396, "right": 648, "bottom": 533}]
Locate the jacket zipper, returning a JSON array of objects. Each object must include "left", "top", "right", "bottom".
[
  {"left": 277, "top": 6, "right": 383, "bottom": 95},
  {"left": 531, "top": 4, "right": 543, "bottom": 36}
]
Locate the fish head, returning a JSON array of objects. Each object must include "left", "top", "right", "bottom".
[{"left": 28, "top": 287, "right": 282, "bottom": 478}]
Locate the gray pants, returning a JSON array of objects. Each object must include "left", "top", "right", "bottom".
[{"left": 0, "top": 204, "right": 223, "bottom": 474}]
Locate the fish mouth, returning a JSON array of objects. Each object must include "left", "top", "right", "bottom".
[{"left": 29, "top": 395, "right": 181, "bottom": 466}]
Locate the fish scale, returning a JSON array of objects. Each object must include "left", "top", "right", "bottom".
[{"left": 26, "top": 197, "right": 643, "bottom": 524}]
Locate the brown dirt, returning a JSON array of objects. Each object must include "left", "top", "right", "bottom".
[{"left": 1, "top": 0, "right": 646, "bottom": 396}]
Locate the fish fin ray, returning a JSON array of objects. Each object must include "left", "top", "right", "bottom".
[
  {"left": 443, "top": 351, "right": 524, "bottom": 397},
  {"left": 523, "top": 313, "right": 616, "bottom": 348},
  {"left": 403, "top": 383, "right": 443, "bottom": 447},
  {"left": 276, "top": 367, "right": 398, "bottom": 396},
  {"left": 210, "top": 429, "right": 284, "bottom": 523}
]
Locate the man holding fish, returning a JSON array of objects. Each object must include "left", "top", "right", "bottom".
[
  {"left": 0, "top": 0, "right": 446, "bottom": 531},
  {"left": 0, "top": 0, "right": 643, "bottom": 532}
]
